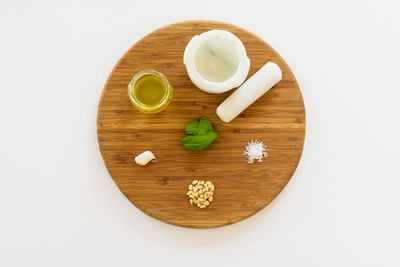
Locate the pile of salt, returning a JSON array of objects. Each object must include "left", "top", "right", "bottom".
[{"left": 243, "top": 140, "right": 268, "bottom": 164}]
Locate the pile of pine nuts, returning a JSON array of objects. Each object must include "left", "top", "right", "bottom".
[{"left": 186, "top": 180, "right": 214, "bottom": 208}]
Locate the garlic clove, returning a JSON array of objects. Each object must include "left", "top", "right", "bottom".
[{"left": 135, "top": 151, "right": 157, "bottom": 166}]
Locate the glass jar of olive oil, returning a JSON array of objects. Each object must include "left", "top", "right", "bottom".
[{"left": 127, "top": 70, "right": 173, "bottom": 114}]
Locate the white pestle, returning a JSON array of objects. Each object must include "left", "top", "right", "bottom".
[{"left": 216, "top": 62, "right": 282, "bottom": 123}]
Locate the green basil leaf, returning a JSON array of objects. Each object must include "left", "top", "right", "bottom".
[{"left": 184, "top": 121, "right": 199, "bottom": 135}]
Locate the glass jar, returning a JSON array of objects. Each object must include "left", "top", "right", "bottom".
[{"left": 127, "top": 70, "right": 173, "bottom": 114}]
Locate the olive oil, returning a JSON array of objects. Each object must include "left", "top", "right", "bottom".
[
  {"left": 134, "top": 74, "right": 166, "bottom": 106},
  {"left": 127, "top": 70, "right": 173, "bottom": 114}
]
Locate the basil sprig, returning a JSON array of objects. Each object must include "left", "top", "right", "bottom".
[{"left": 181, "top": 116, "right": 218, "bottom": 150}]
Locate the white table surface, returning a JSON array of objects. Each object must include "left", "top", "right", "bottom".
[{"left": 1, "top": 0, "right": 399, "bottom": 266}]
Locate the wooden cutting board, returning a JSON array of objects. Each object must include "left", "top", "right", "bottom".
[{"left": 97, "top": 21, "right": 305, "bottom": 228}]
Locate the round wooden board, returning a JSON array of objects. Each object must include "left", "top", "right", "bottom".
[{"left": 97, "top": 21, "right": 305, "bottom": 228}]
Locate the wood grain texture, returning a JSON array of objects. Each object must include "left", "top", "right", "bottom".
[{"left": 97, "top": 21, "right": 305, "bottom": 228}]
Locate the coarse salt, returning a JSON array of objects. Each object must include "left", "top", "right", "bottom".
[{"left": 243, "top": 140, "right": 268, "bottom": 164}]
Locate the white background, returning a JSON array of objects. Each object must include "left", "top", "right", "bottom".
[{"left": 1, "top": 0, "right": 399, "bottom": 266}]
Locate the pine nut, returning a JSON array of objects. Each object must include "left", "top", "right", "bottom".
[{"left": 187, "top": 180, "right": 215, "bottom": 209}]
